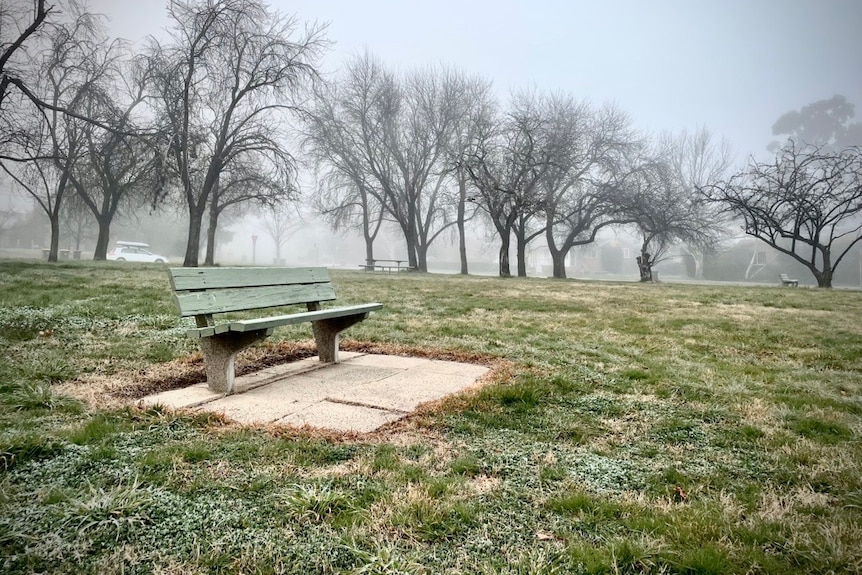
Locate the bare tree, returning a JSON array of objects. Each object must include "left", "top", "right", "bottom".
[
  {"left": 1, "top": 124, "right": 64, "bottom": 255},
  {"left": 203, "top": 157, "right": 293, "bottom": 265},
  {"left": 447, "top": 77, "right": 493, "bottom": 274},
  {"left": 260, "top": 201, "right": 303, "bottom": 264},
  {"left": 540, "top": 100, "right": 638, "bottom": 279},
  {"left": 0, "top": 3, "right": 114, "bottom": 261},
  {"left": 1, "top": 1, "right": 128, "bottom": 149},
  {"left": 505, "top": 91, "right": 548, "bottom": 277},
  {"left": 147, "top": 0, "right": 326, "bottom": 267},
  {"left": 72, "top": 51, "right": 161, "bottom": 260},
  {"left": 626, "top": 128, "right": 732, "bottom": 281},
  {"left": 462, "top": 93, "right": 546, "bottom": 277},
  {"left": 405, "top": 67, "right": 483, "bottom": 272},
  {"left": 311, "top": 171, "right": 386, "bottom": 268},
  {"left": 306, "top": 55, "right": 476, "bottom": 272},
  {"left": 702, "top": 141, "right": 862, "bottom": 288},
  {"left": 304, "top": 54, "right": 390, "bottom": 267},
  {"left": 370, "top": 64, "right": 471, "bottom": 271}
]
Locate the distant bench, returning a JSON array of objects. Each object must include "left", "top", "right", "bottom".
[
  {"left": 360, "top": 259, "right": 417, "bottom": 274},
  {"left": 169, "top": 267, "right": 382, "bottom": 394},
  {"left": 779, "top": 273, "right": 799, "bottom": 287}
]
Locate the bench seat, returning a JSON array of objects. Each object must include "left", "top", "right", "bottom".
[
  {"left": 779, "top": 273, "right": 799, "bottom": 287},
  {"left": 186, "top": 303, "right": 383, "bottom": 338}
]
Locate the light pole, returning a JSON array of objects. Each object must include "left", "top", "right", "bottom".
[{"left": 251, "top": 234, "right": 258, "bottom": 266}]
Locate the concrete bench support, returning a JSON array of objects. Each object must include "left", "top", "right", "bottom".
[
  {"left": 198, "top": 328, "right": 272, "bottom": 394},
  {"left": 312, "top": 313, "right": 370, "bottom": 363}
]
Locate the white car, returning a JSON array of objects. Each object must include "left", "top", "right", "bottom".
[{"left": 107, "top": 241, "right": 168, "bottom": 263}]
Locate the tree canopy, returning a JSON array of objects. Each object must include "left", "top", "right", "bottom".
[{"left": 770, "top": 94, "right": 862, "bottom": 151}]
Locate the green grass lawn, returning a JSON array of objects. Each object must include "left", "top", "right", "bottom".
[{"left": 1, "top": 260, "right": 861, "bottom": 574}]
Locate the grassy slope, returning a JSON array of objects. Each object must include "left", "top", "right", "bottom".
[{"left": 1, "top": 260, "right": 860, "bottom": 574}]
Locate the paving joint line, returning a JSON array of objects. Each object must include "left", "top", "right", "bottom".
[{"left": 322, "top": 396, "right": 410, "bottom": 415}]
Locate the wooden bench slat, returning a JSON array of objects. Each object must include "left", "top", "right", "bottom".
[
  {"left": 183, "top": 304, "right": 383, "bottom": 339},
  {"left": 173, "top": 283, "right": 337, "bottom": 316},
  {"left": 169, "top": 266, "right": 330, "bottom": 291},
  {"left": 187, "top": 323, "right": 231, "bottom": 339},
  {"left": 230, "top": 303, "right": 383, "bottom": 332},
  {"left": 779, "top": 273, "right": 799, "bottom": 287}
]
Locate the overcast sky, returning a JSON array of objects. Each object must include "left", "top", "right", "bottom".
[{"left": 90, "top": 0, "right": 862, "bottom": 163}]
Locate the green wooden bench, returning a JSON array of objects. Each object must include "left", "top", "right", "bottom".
[{"left": 168, "top": 267, "right": 382, "bottom": 394}]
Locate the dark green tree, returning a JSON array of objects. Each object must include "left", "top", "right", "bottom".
[{"left": 769, "top": 95, "right": 862, "bottom": 151}]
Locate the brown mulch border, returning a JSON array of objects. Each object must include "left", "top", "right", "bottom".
[{"left": 56, "top": 339, "right": 514, "bottom": 439}]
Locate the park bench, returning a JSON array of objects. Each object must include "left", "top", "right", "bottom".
[
  {"left": 779, "top": 273, "right": 799, "bottom": 287},
  {"left": 168, "top": 266, "right": 382, "bottom": 394},
  {"left": 360, "top": 258, "right": 417, "bottom": 274}
]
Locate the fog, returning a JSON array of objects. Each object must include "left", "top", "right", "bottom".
[
  {"left": 91, "top": 0, "right": 862, "bottom": 160},
  {"left": 3, "top": 1, "right": 861, "bottom": 283}
]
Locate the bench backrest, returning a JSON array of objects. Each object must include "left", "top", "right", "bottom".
[{"left": 169, "top": 267, "right": 335, "bottom": 318}]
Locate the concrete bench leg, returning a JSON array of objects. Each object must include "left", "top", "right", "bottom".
[
  {"left": 312, "top": 313, "right": 369, "bottom": 363},
  {"left": 198, "top": 329, "right": 272, "bottom": 394}
]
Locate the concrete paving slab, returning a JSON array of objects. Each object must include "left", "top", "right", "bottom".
[
  {"left": 231, "top": 358, "right": 320, "bottom": 393},
  {"left": 140, "top": 352, "right": 489, "bottom": 432},
  {"left": 208, "top": 393, "right": 315, "bottom": 423},
  {"left": 421, "top": 360, "right": 490, "bottom": 378},
  {"left": 346, "top": 355, "right": 432, "bottom": 370},
  {"left": 141, "top": 382, "right": 220, "bottom": 409},
  {"left": 276, "top": 400, "right": 404, "bottom": 433},
  {"left": 329, "top": 370, "right": 481, "bottom": 412},
  {"left": 203, "top": 367, "right": 395, "bottom": 424},
  {"left": 140, "top": 354, "right": 387, "bottom": 410}
]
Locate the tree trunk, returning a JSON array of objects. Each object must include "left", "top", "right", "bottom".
[
  {"left": 499, "top": 234, "right": 511, "bottom": 277},
  {"left": 184, "top": 208, "right": 204, "bottom": 267},
  {"left": 405, "top": 233, "right": 420, "bottom": 271},
  {"left": 47, "top": 217, "right": 60, "bottom": 263},
  {"left": 404, "top": 200, "right": 422, "bottom": 271},
  {"left": 819, "top": 249, "right": 833, "bottom": 288},
  {"left": 204, "top": 223, "right": 217, "bottom": 266},
  {"left": 364, "top": 241, "right": 374, "bottom": 271},
  {"left": 417, "top": 244, "right": 428, "bottom": 273},
  {"left": 551, "top": 251, "right": 567, "bottom": 279},
  {"left": 545, "top": 221, "right": 568, "bottom": 279},
  {"left": 361, "top": 209, "right": 374, "bottom": 270},
  {"left": 637, "top": 250, "right": 653, "bottom": 282},
  {"left": 516, "top": 233, "right": 528, "bottom": 277},
  {"left": 46, "top": 170, "right": 73, "bottom": 263},
  {"left": 814, "top": 266, "right": 833, "bottom": 288},
  {"left": 457, "top": 194, "right": 468, "bottom": 275},
  {"left": 204, "top": 201, "right": 219, "bottom": 266},
  {"left": 93, "top": 215, "right": 111, "bottom": 261}
]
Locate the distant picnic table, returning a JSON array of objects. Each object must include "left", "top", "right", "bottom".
[{"left": 360, "top": 259, "right": 416, "bottom": 274}]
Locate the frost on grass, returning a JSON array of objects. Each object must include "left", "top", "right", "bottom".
[{"left": 0, "top": 305, "right": 182, "bottom": 339}]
